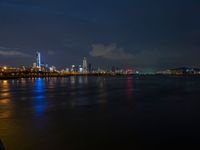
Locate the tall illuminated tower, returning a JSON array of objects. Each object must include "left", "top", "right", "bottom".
[
  {"left": 82, "top": 57, "right": 88, "bottom": 73},
  {"left": 36, "top": 51, "right": 41, "bottom": 71}
]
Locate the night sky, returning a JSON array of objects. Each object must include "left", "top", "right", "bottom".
[{"left": 0, "top": 0, "right": 199, "bottom": 72}]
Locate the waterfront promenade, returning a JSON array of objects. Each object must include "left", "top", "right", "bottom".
[{"left": 0, "top": 70, "right": 130, "bottom": 79}]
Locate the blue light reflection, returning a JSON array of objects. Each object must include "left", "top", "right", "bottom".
[{"left": 33, "top": 78, "right": 46, "bottom": 117}]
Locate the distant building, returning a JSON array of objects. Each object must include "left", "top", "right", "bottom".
[
  {"left": 71, "top": 65, "right": 76, "bottom": 72},
  {"left": 88, "top": 63, "right": 92, "bottom": 73},
  {"left": 135, "top": 71, "right": 140, "bottom": 74},
  {"left": 49, "top": 66, "right": 56, "bottom": 72},
  {"left": 156, "top": 67, "right": 200, "bottom": 75},
  {"left": 82, "top": 57, "right": 88, "bottom": 73},
  {"left": 66, "top": 68, "right": 69, "bottom": 72},
  {"left": 33, "top": 62, "right": 37, "bottom": 68},
  {"left": 127, "top": 67, "right": 134, "bottom": 74},
  {"left": 36, "top": 51, "right": 41, "bottom": 71},
  {"left": 78, "top": 65, "right": 83, "bottom": 73},
  {"left": 111, "top": 66, "right": 116, "bottom": 73}
]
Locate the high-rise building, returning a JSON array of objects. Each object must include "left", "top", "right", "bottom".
[
  {"left": 82, "top": 57, "right": 88, "bottom": 73},
  {"left": 88, "top": 63, "right": 92, "bottom": 73},
  {"left": 111, "top": 66, "right": 116, "bottom": 73},
  {"left": 49, "top": 66, "right": 56, "bottom": 72},
  {"left": 36, "top": 51, "right": 41, "bottom": 71},
  {"left": 71, "top": 65, "right": 76, "bottom": 72},
  {"left": 78, "top": 65, "right": 83, "bottom": 73},
  {"left": 33, "top": 62, "right": 37, "bottom": 68},
  {"left": 66, "top": 68, "right": 69, "bottom": 72}
]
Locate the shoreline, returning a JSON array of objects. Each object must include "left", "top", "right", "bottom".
[{"left": 1, "top": 74, "right": 200, "bottom": 80}]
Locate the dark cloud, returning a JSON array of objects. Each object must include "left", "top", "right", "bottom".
[
  {"left": 90, "top": 43, "right": 133, "bottom": 60},
  {"left": 0, "top": 46, "right": 30, "bottom": 57},
  {"left": 0, "top": 50, "right": 30, "bottom": 57}
]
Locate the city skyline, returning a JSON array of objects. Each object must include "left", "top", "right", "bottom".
[
  {"left": 1, "top": 50, "right": 200, "bottom": 74},
  {"left": 0, "top": 0, "right": 199, "bottom": 73}
]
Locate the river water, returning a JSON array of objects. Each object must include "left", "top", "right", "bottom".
[{"left": 0, "top": 76, "right": 200, "bottom": 149}]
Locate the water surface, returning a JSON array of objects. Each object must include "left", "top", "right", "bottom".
[{"left": 0, "top": 76, "right": 200, "bottom": 149}]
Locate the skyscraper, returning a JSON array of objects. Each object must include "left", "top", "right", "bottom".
[
  {"left": 88, "top": 63, "right": 92, "bottom": 73},
  {"left": 33, "top": 62, "right": 37, "bottom": 68},
  {"left": 82, "top": 57, "right": 88, "bottom": 73},
  {"left": 36, "top": 51, "right": 41, "bottom": 71}
]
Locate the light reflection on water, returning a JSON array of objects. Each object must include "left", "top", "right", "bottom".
[
  {"left": 0, "top": 80, "right": 12, "bottom": 118},
  {"left": 1, "top": 76, "right": 200, "bottom": 149},
  {"left": 97, "top": 78, "right": 107, "bottom": 104},
  {"left": 127, "top": 76, "right": 133, "bottom": 101},
  {"left": 69, "top": 76, "right": 89, "bottom": 108},
  {"left": 0, "top": 77, "right": 133, "bottom": 118},
  {"left": 32, "top": 78, "right": 47, "bottom": 117}
]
